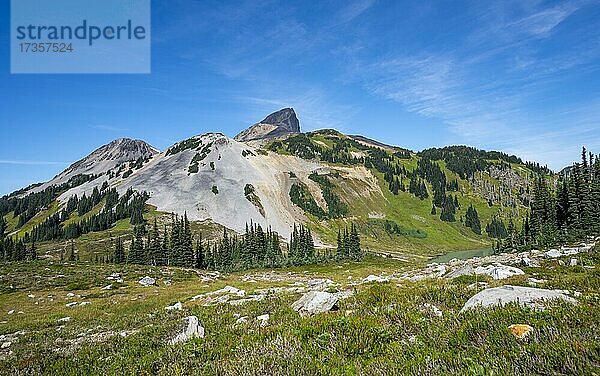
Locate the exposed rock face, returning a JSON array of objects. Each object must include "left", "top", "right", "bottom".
[
  {"left": 114, "top": 132, "right": 328, "bottom": 240},
  {"left": 235, "top": 108, "right": 300, "bottom": 142},
  {"left": 169, "top": 316, "right": 205, "bottom": 345},
  {"left": 460, "top": 285, "right": 577, "bottom": 312}
]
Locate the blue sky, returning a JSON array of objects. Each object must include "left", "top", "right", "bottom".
[{"left": 1, "top": 0, "right": 599, "bottom": 195}]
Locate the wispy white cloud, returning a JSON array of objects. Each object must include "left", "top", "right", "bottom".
[
  {"left": 341, "top": 0, "right": 599, "bottom": 168},
  {"left": 335, "top": 0, "right": 375, "bottom": 24},
  {"left": 511, "top": 4, "right": 578, "bottom": 37},
  {"left": 0, "top": 160, "right": 66, "bottom": 166}
]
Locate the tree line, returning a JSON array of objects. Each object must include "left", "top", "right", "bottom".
[
  {"left": 0, "top": 174, "right": 98, "bottom": 231},
  {"left": 28, "top": 187, "right": 148, "bottom": 242},
  {"left": 104, "top": 215, "right": 363, "bottom": 272}
]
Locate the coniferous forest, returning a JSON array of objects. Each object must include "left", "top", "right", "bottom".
[{"left": 103, "top": 218, "right": 362, "bottom": 272}]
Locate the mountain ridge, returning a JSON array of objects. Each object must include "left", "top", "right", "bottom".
[{"left": 1, "top": 108, "right": 555, "bottom": 254}]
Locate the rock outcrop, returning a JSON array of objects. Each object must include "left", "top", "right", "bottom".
[
  {"left": 235, "top": 108, "right": 300, "bottom": 142},
  {"left": 460, "top": 285, "right": 577, "bottom": 312},
  {"left": 169, "top": 316, "right": 205, "bottom": 345},
  {"left": 291, "top": 291, "right": 340, "bottom": 317}
]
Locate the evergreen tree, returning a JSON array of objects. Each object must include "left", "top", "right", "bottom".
[
  {"left": 349, "top": 223, "right": 362, "bottom": 260},
  {"left": 181, "top": 213, "right": 194, "bottom": 267},
  {"left": 464, "top": 205, "right": 481, "bottom": 235},
  {"left": 128, "top": 224, "right": 146, "bottom": 264},
  {"left": 114, "top": 236, "right": 126, "bottom": 264},
  {"left": 0, "top": 216, "right": 7, "bottom": 238},
  {"left": 161, "top": 225, "right": 170, "bottom": 266},
  {"left": 440, "top": 198, "right": 456, "bottom": 222},
  {"left": 486, "top": 216, "right": 508, "bottom": 239},
  {"left": 147, "top": 218, "right": 162, "bottom": 265},
  {"left": 29, "top": 239, "right": 37, "bottom": 261},
  {"left": 195, "top": 233, "right": 204, "bottom": 269},
  {"left": 68, "top": 240, "right": 76, "bottom": 262}
]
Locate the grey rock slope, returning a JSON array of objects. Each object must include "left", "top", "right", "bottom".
[
  {"left": 116, "top": 133, "right": 322, "bottom": 239},
  {"left": 28, "top": 138, "right": 158, "bottom": 194},
  {"left": 234, "top": 108, "right": 300, "bottom": 142}
]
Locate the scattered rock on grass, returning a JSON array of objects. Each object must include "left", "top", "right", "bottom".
[
  {"left": 475, "top": 264, "right": 525, "bottom": 280},
  {"left": 169, "top": 316, "right": 205, "bottom": 345},
  {"left": 448, "top": 264, "right": 524, "bottom": 280},
  {"left": 307, "top": 279, "right": 334, "bottom": 291},
  {"left": 363, "top": 275, "right": 389, "bottom": 283},
  {"left": 256, "top": 314, "right": 269, "bottom": 327},
  {"left": 138, "top": 276, "right": 156, "bottom": 287},
  {"left": 544, "top": 249, "right": 562, "bottom": 258},
  {"left": 508, "top": 324, "right": 533, "bottom": 339},
  {"left": 57, "top": 317, "right": 71, "bottom": 323},
  {"left": 422, "top": 303, "right": 443, "bottom": 317},
  {"left": 229, "top": 295, "right": 265, "bottom": 306},
  {"left": 292, "top": 291, "right": 339, "bottom": 317},
  {"left": 570, "top": 258, "right": 578, "bottom": 266},
  {"left": 165, "top": 302, "right": 183, "bottom": 311},
  {"left": 461, "top": 285, "right": 577, "bottom": 312}
]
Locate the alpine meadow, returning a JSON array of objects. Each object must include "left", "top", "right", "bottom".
[{"left": 1, "top": 1, "right": 600, "bottom": 375}]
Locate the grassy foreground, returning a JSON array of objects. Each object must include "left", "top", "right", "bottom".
[{"left": 0, "top": 249, "right": 599, "bottom": 375}]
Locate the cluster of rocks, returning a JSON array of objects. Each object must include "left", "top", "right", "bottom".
[
  {"left": 138, "top": 276, "right": 156, "bottom": 287},
  {"left": 361, "top": 241, "right": 596, "bottom": 284},
  {"left": 0, "top": 330, "right": 26, "bottom": 356}
]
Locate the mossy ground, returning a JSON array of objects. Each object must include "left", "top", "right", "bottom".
[{"left": 0, "top": 247, "right": 598, "bottom": 375}]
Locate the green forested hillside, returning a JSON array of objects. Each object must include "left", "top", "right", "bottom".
[{"left": 265, "top": 130, "right": 543, "bottom": 257}]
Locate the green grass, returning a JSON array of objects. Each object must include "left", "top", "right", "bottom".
[
  {"left": 3, "top": 212, "right": 19, "bottom": 234},
  {"left": 0, "top": 246, "right": 598, "bottom": 375},
  {"left": 62, "top": 200, "right": 106, "bottom": 227},
  {"left": 303, "top": 169, "right": 490, "bottom": 260},
  {"left": 13, "top": 201, "right": 61, "bottom": 238}
]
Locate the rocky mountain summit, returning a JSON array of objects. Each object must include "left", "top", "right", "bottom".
[
  {"left": 28, "top": 138, "right": 158, "bottom": 195},
  {"left": 234, "top": 108, "right": 300, "bottom": 142}
]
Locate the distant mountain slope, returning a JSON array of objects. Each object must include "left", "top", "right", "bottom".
[
  {"left": 27, "top": 138, "right": 158, "bottom": 195},
  {"left": 348, "top": 135, "right": 402, "bottom": 151}
]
